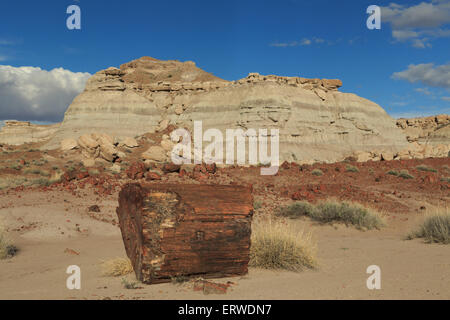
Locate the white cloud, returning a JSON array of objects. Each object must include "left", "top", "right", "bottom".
[
  {"left": 392, "top": 63, "right": 450, "bottom": 89},
  {"left": 270, "top": 37, "right": 330, "bottom": 47},
  {"left": 415, "top": 87, "right": 433, "bottom": 95},
  {"left": 381, "top": 1, "right": 450, "bottom": 48},
  {"left": 300, "top": 38, "right": 311, "bottom": 45},
  {"left": 442, "top": 96, "right": 450, "bottom": 101},
  {"left": 0, "top": 65, "right": 91, "bottom": 122}
]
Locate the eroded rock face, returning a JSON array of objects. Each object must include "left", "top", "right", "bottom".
[
  {"left": 36, "top": 56, "right": 413, "bottom": 163},
  {"left": 0, "top": 121, "right": 60, "bottom": 145},
  {"left": 396, "top": 115, "right": 450, "bottom": 144}
]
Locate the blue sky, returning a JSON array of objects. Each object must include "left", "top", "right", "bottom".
[{"left": 0, "top": 0, "right": 449, "bottom": 124}]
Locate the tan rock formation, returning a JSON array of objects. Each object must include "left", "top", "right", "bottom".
[
  {"left": 37, "top": 57, "right": 411, "bottom": 163},
  {"left": 396, "top": 114, "right": 450, "bottom": 144},
  {"left": 0, "top": 121, "right": 60, "bottom": 145}
]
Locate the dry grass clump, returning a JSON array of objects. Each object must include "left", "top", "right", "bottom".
[
  {"left": 249, "top": 219, "right": 316, "bottom": 272},
  {"left": 406, "top": 209, "right": 450, "bottom": 244},
  {"left": 100, "top": 257, "right": 134, "bottom": 277},
  {"left": 0, "top": 228, "right": 18, "bottom": 259},
  {"left": 278, "top": 200, "right": 384, "bottom": 230}
]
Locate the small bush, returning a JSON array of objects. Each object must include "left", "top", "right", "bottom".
[
  {"left": 253, "top": 201, "right": 262, "bottom": 210},
  {"left": 0, "top": 229, "right": 18, "bottom": 259},
  {"left": 387, "top": 170, "right": 399, "bottom": 176},
  {"left": 346, "top": 164, "right": 359, "bottom": 173},
  {"left": 407, "top": 210, "right": 450, "bottom": 244},
  {"left": 31, "top": 178, "right": 50, "bottom": 187},
  {"left": 416, "top": 165, "right": 437, "bottom": 173},
  {"left": 311, "top": 169, "right": 323, "bottom": 176},
  {"left": 88, "top": 169, "right": 100, "bottom": 176},
  {"left": 277, "top": 201, "right": 316, "bottom": 218},
  {"left": 249, "top": 219, "right": 316, "bottom": 272},
  {"left": 441, "top": 177, "right": 450, "bottom": 183},
  {"left": 278, "top": 201, "right": 384, "bottom": 230},
  {"left": 398, "top": 170, "right": 414, "bottom": 179},
  {"left": 312, "top": 201, "right": 384, "bottom": 230},
  {"left": 121, "top": 278, "right": 140, "bottom": 289},
  {"left": 100, "top": 258, "right": 134, "bottom": 277}
]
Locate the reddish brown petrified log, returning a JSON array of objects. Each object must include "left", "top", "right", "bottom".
[{"left": 116, "top": 183, "right": 253, "bottom": 284}]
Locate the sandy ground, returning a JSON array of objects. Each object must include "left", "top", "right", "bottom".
[{"left": 0, "top": 188, "right": 448, "bottom": 300}]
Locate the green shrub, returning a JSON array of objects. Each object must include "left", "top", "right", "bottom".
[
  {"left": 406, "top": 210, "right": 450, "bottom": 244},
  {"left": 398, "top": 170, "right": 414, "bottom": 179},
  {"left": 311, "top": 169, "right": 323, "bottom": 176},
  {"left": 387, "top": 170, "right": 399, "bottom": 176},
  {"left": 345, "top": 164, "right": 359, "bottom": 173},
  {"left": 278, "top": 201, "right": 384, "bottom": 230},
  {"left": 416, "top": 165, "right": 437, "bottom": 173},
  {"left": 278, "top": 201, "right": 316, "bottom": 218}
]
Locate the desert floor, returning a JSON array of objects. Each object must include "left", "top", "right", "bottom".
[{"left": 0, "top": 184, "right": 449, "bottom": 300}]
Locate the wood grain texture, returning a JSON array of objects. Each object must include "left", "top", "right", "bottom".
[{"left": 116, "top": 183, "right": 253, "bottom": 284}]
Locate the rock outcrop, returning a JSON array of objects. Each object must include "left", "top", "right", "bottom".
[
  {"left": 0, "top": 121, "right": 60, "bottom": 145},
  {"left": 396, "top": 115, "right": 450, "bottom": 144},
  {"left": 38, "top": 56, "right": 412, "bottom": 163}
]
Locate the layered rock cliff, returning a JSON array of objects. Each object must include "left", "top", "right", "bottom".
[
  {"left": 396, "top": 115, "right": 450, "bottom": 145},
  {"left": 0, "top": 121, "right": 60, "bottom": 145},
  {"left": 42, "top": 56, "right": 410, "bottom": 162}
]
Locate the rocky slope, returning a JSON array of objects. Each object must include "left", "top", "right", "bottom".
[{"left": 36, "top": 56, "right": 412, "bottom": 163}]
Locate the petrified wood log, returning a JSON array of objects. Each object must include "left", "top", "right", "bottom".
[{"left": 116, "top": 183, "right": 253, "bottom": 284}]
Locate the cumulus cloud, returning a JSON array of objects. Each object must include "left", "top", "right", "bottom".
[
  {"left": 0, "top": 65, "right": 91, "bottom": 122},
  {"left": 381, "top": 0, "right": 450, "bottom": 48},
  {"left": 392, "top": 63, "right": 450, "bottom": 89}
]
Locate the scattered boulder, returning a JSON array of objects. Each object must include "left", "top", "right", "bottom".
[
  {"left": 142, "top": 146, "right": 167, "bottom": 162},
  {"left": 126, "top": 162, "right": 146, "bottom": 180},
  {"left": 146, "top": 171, "right": 162, "bottom": 180},
  {"left": 60, "top": 138, "right": 78, "bottom": 151},
  {"left": 121, "top": 137, "right": 139, "bottom": 148},
  {"left": 82, "top": 158, "right": 96, "bottom": 167},
  {"left": 110, "top": 164, "right": 122, "bottom": 174}
]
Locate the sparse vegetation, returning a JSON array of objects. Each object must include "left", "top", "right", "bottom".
[
  {"left": 100, "top": 258, "right": 134, "bottom": 277},
  {"left": 121, "top": 278, "right": 140, "bottom": 289},
  {"left": 440, "top": 177, "right": 450, "bottom": 183},
  {"left": 278, "top": 201, "right": 316, "bottom": 218},
  {"left": 171, "top": 275, "right": 189, "bottom": 284},
  {"left": 416, "top": 165, "right": 437, "bottom": 173},
  {"left": 253, "top": 200, "right": 262, "bottom": 210},
  {"left": 88, "top": 168, "right": 100, "bottom": 176},
  {"left": 278, "top": 200, "right": 384, "bottom": 230},
  {"left": 387, "top": 170, "right": 399, "bottom": 176},
  {"left": 398, "top": 169, "right": 414, "bottom": 179},
  {"left": 0, "top": 228, "right": 18, "bottom": 259},
  {"left": 311, "top": 169, "right": 323, "bottom": 176},
  {"left": 406, "top": 209, "right": 450, "bottom": 244},
  {"left": 249, "top": 219, "right": 316, "bottom": 272},
  {"left": 345, "top": 164, "right": 359, "bottom": 173}
]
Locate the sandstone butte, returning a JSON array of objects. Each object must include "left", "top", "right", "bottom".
[{"left": 0, "top": 56, "right": 449, "bottom": 163}]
